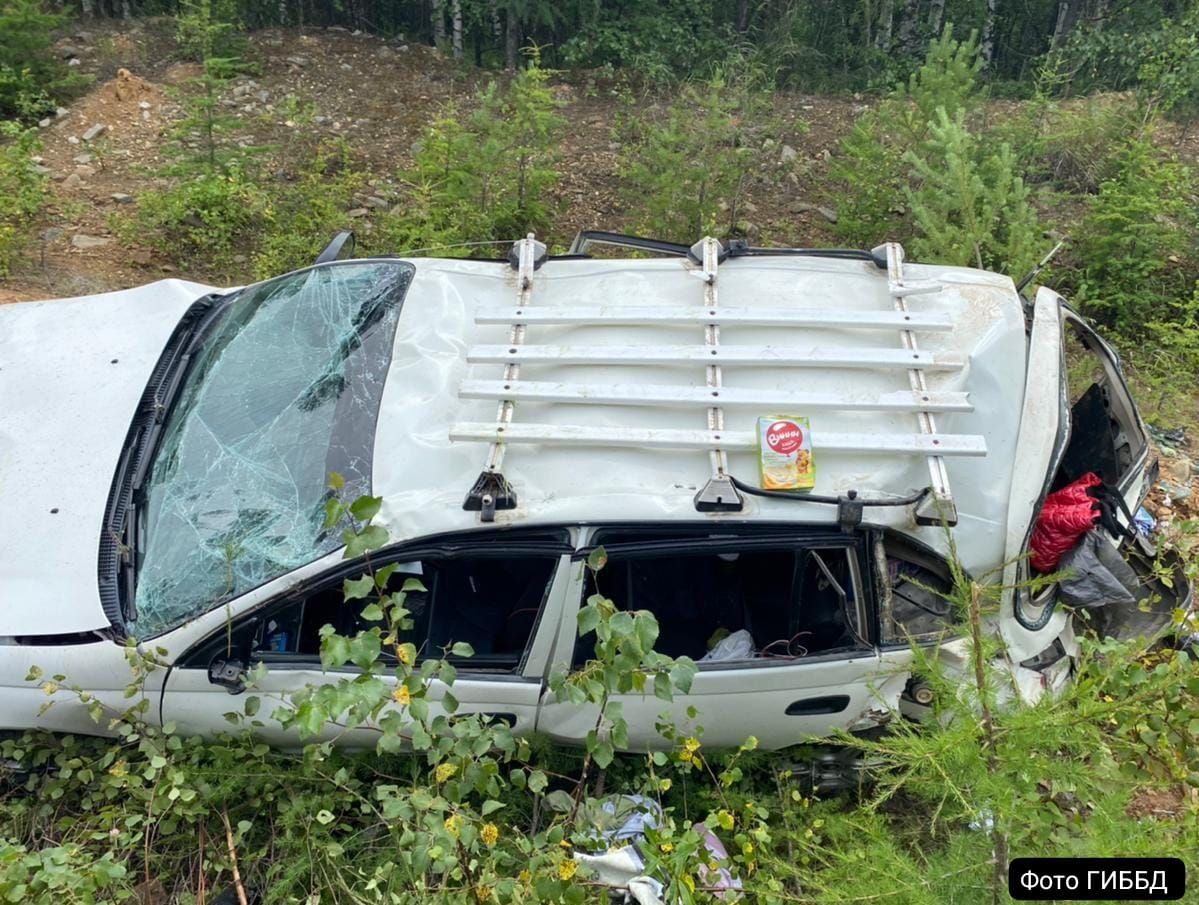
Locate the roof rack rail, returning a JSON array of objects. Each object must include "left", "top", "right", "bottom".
[
  {"left": 567, "top": 230, "right": 887, "bottom": 267},
  {"left": 454, "top": 235, "right": 981, "bottom": 525}
]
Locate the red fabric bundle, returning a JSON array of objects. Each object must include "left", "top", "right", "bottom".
[{"left": 1028, "top": 472, "right": 1102, "bottom": 573}]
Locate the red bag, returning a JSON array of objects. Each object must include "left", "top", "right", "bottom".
[{"left": 1028, "top": 472, "right": 1102, "bottom": 573}]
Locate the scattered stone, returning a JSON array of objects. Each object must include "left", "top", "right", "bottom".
[
  {"left": 780, "top": 144, "right": 798, "bottom": 163},
  {"left": 377, "top": 45, "right": 394, "bottom": 58},
  {"left": 365, "top": 195, "right": 389, "bottom": 210},
  {"left": 68, "top": 58, "right": 82, "bottom": 67},
  {"left": 1163, "top": 455, "right": 1194, "bottom": 485},
  {"left": 71, "top": 234, "right": 114, "bottom": 249},
  {"left": 32, "top": 164, "right": 50, "bottom": 176},
  {"left": 59, "top": 45, "right": 81, "bottom": 59},
  {"left": 257, "top": 89, "right": 270, "bottom": 103},
  {"left": 75, "top": 164, "right": 96, "bottom": 177},
  {"left": 347, "top": 207, "right": 369, "bottom": 218},
  {"left": 81, "top": 122, "right": 108, "bottom": 141},
  {"left": 285, "top": 55, "right": 307, "bottom": 67},
  {"left": 67, "top": 135, "right": 79, "bottom": 145},
  {"left": 55, "top": 106, "right": 68, "bottom": 118},
  {"left": 73, "top": 152, "right": 93, "bottom": 164},
  {"left": 139, "top": 100, "right": 151, "bottom": 110},
  {"left": 38, "top": 116, "right": 52, "bottom": 128},
  {"left": 62, "top": 173, "right": 83, "bottom": 190},
  {"left": 111, "top": 192, "right": 134, "bottom": 204},
  {"left": 790, "top": 201, "right": 838, "bottom": 223},
  {"left": 41, "top": 227, "right": 64, "bottom": 242},
  {"left": 399, "top": 44, "right": 409, "bottom": 51},
  {"left": 232, "top": 253, "right": 248, "bottom": 263}
]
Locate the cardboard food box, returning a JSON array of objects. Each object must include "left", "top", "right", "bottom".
[{"left": 757, "top": 416, "right": 815, "bottom": 491}]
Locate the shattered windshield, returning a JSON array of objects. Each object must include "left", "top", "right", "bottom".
[{"left": 132, "top": 261, "right": 414, "bottom": 638}]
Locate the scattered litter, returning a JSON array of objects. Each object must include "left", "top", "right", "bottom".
[{"left": 1133, "top": 507, "right": 1155, "bottom": 536}]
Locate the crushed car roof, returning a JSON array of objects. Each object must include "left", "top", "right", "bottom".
[{"left": 370, "top": 245, "right": 1026, "bottom": 577}]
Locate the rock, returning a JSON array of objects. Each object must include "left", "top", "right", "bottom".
[
  {"left": 257, "top": 89, "right": 270, "bottom": 103},
  {"left": 38, "top": 117, "right": 51, "bottom": 128},
  {"left": 399, "top": 44, "right": 409, "bottom": 51},
  {"left": 60, "top": 45, "right": 81, "bottom": 59},
  {"left": 71, "top": 234, "right": 114, "bottom": 249},
  {"left": 69, "top": 57, "right": 82, "bottom": 67},
  {"left": 111, "top": 192, "right": 134, "bottom": 204},
  {"left": 73, "top": 152, "right": 93, "bottom": 164},
  {"left": 62, "top": 173, "right": 83, "bottom": 190},
  {"left": 285, "top": 55, "right": 307, "bottom": 67},
  {"left": 67, "top": 135, "right": 79, "bottom": 145},
  {"left": 790, "top": 201, "right": 838, "bottom": 223},
  {"left": 56, "top": 106, "right": 68, "bottom": 118},
  {"left": 32, "top": 164, "right": 50, "bottom": 175},
  {"left": 75, "top": 164, "right": 96, "bottom": 177},
  {"left": 780, "top": 144, "right": 798, "bottom": 163},
  {"left": 139, "top": 100, "right": 151, "bottom": 110},
  {"left": 377, "top": 46, "right": 394, "bottom": 58},
  {"left": 81, "top": 123, "right": 108, "bottom": 141},
  {"left": 41, "top": 227, "right": 64, "bottom": 242},
  {"left": 347, "top": 207, "right": 369, "bottom": 218},
  {"left": 341, "top": 63, "right": 352, "bottom": 70},
  {"left": 365, "top": 195, "right": 389, "bottom": 210},
  {"left": 1163, "top": 455, "right": 1193, "bottom": 485}
]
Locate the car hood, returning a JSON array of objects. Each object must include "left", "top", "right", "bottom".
[{"left": 0, "top": 279, "right": 217, "bottom": 636}]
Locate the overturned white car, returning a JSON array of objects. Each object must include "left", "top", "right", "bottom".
[{"left": 0, "top": 232, "right": 1190, "bottom": 749}]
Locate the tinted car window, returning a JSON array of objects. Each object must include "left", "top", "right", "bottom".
[{"left": 132, "top": 261, "right": 414, "bottom": 637}]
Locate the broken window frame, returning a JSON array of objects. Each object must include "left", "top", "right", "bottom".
[{"left": 571, "top": 525, "right": 876, "bottom": 669}]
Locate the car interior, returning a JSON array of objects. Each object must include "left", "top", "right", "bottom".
[
  {"left": 572, "top": 539, "right": 869, "bottom": 666},
  {"left": 250, "top": 555, "right": 558, "bottom": 672}
]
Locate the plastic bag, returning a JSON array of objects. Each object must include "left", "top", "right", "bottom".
[{"left": 700, "top": 629, "right": 755, "bottom": 662}]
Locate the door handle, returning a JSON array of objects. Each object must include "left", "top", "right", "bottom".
[{"left": 785, "top": 695, "right": 850, "bottom": 716}]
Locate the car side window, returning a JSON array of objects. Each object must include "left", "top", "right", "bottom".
[
  {"left": 214, "top": 555, "right": 558, "bottom": 674},
  {"left": 572, "top": 536, "right": 869, "bottom": 667}
]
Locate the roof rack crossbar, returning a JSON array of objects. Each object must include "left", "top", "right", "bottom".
[
  {"left": 466, "top": 343, "right": 967, "bottom": 371},
  {"left": 875, "top": 242, "right": 959, "bottom": 526},
  {"left": 458, "top": 380, "right": 973, "bottom": 413},
  {"left": 449, "top": 422, "right": 988, "bottom": 456},
  {"left": 462, "top": 232, "right": 543, "bottom": 521},
  {"left": 474, "top": 306, "right": 954, "bottom": 331}
]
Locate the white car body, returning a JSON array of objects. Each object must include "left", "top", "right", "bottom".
[{"left": 0, "top": 235, "right": 1184, "bottom": 750}]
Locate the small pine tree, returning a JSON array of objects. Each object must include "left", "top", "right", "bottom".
[
  {"left": 905, "top": 107, "right": 1043, "bottom": 275},
  {"left": 830, "top": 25, "right": 984, "bottom": 247},
  {"left": 620, "top": 69, "right": 774, "bottom": 243},
  {"left": 382, "top": 53, "right": 564, "bottom": 251}
]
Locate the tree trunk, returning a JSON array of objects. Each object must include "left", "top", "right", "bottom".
[
  {"left": 926, "top": 0, "right": 945, "bottom": 37},
  {"left": 896, "top": 0, "right": 920, "bottom": 52},
  {"left": 451, "top": 0, "right": 463, "bottom": 58},
  {"left": 1051, "top": 0, "right": 1078, "bottom": 47},
  {"left": 120, "top": 0, "right": 131, "bottom": 18},
  {"left": 431, "top": 0, "right": 446, "bottom": 48},
  {"left": 490, "top": 0, "right": 502, "bottom": 41},
  {"left": 875, "top": 0, "right": 893, "bottom": 49},
  {"left": 505, "top": 6, "right": 519, "bottom": 69},
  {"left": 980, "top": 0, "right": 998, "bottom": 68},
  {"left": 80, "top": 0, "right": 94, "bottom": 18},
  {"left": 736, "top": 0, "right": 750, "bottom": 33}
]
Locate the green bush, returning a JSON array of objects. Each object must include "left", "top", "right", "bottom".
[
  {"left": 378, "top": 56, "right": 563, "bottom": 254},
  {"left": 0, "top": 122, "right": 45, "bottom": 276},
  {"left": 619, "top": 68, "right": 775, "bottom": 243},
  {"left": 132, "top": 168, "right": 268, "bottom": 266},
  {"left": 1072, "top": 136, "right": 1197, "bottom": 335},
  {"left": 905, "top": 108, "right": 1044, "bottom": 276},
  {"left": 251, "top": 141, "right": 365, "bottom": 278},
  {"left": 830, "top": 25, "right": 984, "bottom": 247}
]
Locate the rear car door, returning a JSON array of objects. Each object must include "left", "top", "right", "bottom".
[
  {"left": 160, "top": 530, "right": 573, "bottom": 745},
  {"left": 536, "top": 526, "right": 912, "bottom": 751}
]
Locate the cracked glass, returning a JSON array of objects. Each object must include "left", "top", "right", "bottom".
[{"left": 132, "top": 261, "right": 415, "bottom": 638}]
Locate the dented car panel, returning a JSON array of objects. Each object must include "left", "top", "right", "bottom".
[{"left": 0, "top": 238, "right": 1189, "bottom": 749}]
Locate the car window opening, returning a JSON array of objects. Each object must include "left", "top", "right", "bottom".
[
  {"left": 877, "top": 535, "right": 956, "bottom": 644},
  {"left": 254, "top": 555, "right": 557, "bottom": 673},
  {"left": 574, "top": 546, "right": 869, "bottom": 666}
]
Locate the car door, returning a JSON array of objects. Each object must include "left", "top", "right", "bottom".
[
  {"left": 160, "top": 530, "right": 574, "bottom": 746},
  {"left": 536, "top": 526, "right": 909, "bottom": 751}
]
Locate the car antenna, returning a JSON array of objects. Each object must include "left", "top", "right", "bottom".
[{"left": 1015, "top": 240, "right": 1066, "bottom": 294}]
